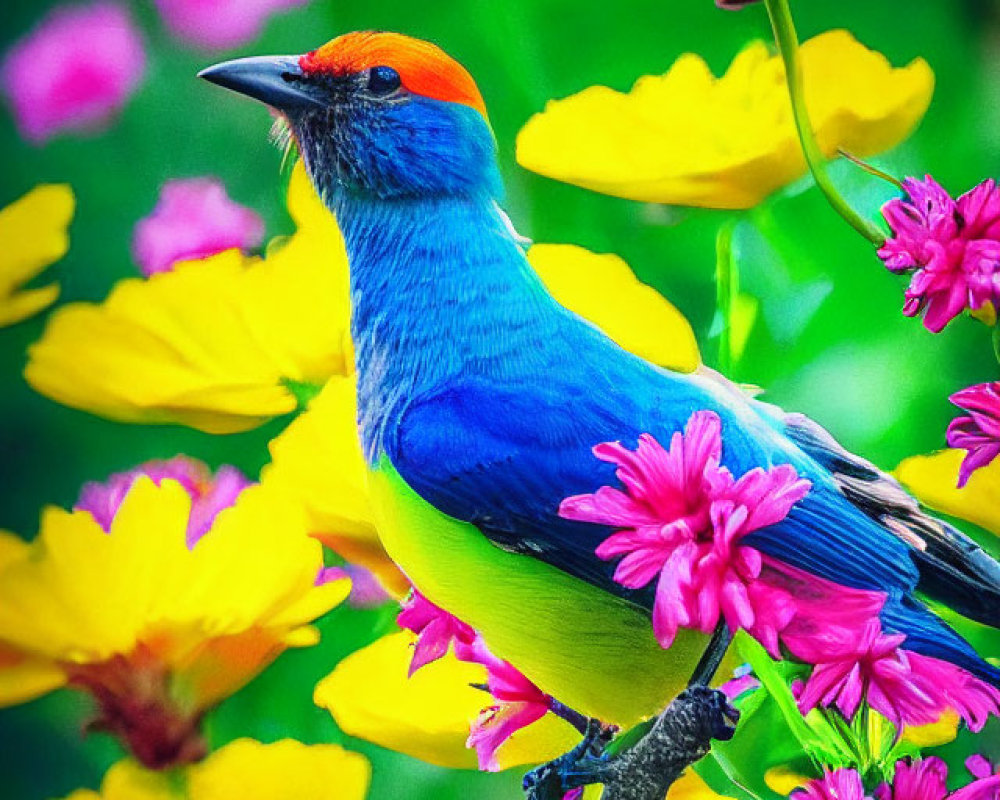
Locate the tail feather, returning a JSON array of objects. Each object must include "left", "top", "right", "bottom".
[
  {"left": 782, "top": 410, "right": 1000, "bottom": 628},
  {"left": 880, "top": 594, "right": 1000, "bottom": 687}
]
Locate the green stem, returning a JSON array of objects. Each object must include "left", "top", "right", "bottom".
[
  {"left": 763, "top": 0, "right": 885, "bottom": 246},
  {"left": 715, "top": 220, "right": 738, "bottom": 376}
]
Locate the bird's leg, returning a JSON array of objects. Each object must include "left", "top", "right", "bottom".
[
  {"left": 593, "top": 683, "right": 740, "bottom": 800},
  {"left": 522, "top": 623, "right": 739, "bottom": 800},
  {"left": 690, "top": 621, "right": 734, "bottom": 688}
]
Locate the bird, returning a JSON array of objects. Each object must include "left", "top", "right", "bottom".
[{"left": 200, "top": 28, "right": 1000, "bottom": 757}]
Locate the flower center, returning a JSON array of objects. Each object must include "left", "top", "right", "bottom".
[{"left": 64, "top": 645, "right": 206, "bottom": 769}]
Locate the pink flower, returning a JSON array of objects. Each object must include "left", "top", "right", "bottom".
[
  {"left": 795, "top": 619, "right": 915, "bottom": 724},
  {"left": 76, "top": 456, "right": 250, "bottom": 547},
  {"left": 878, "top": 176, "right": 1000, "bottom": 332},
  {"left": 875, "top": 757, "right": 949, "bottom": 800},
  {"left": 792, "top": 768, "right": 871, "bottom": 800},
  {"left": 874, "top": 756, "right": 1000, "bottom": 800},
  {"left": 956, "top": 756, "right": 1000, "bottom": 800},
  {"left": 397, "top": 589, "right": 478, "bottom": 676},
  {"left": 559, "top": 410, "right": 811, "bottom": 648},
  {"left": 132, "top": 178, "right": 265, "bottom": 276},
  {"left": 794, "top": 618, "right": 1000, "bottom": 730},
  {"left": 465, "top": 639, "right": 552, "bottom": 772},
  {"left": 396, "top": 590, "right": 558, "bottom": 770},
  {"left": 1, "top": 2, "right": 145, "bottom": 144},
  {"left": 153, "top": 0, "right": 308, "bottom": 51},
  {"left": 750, "top": 557, "right": 887, "bottom": 659},
  {"left": 947, "top": 382, "right": 1000, "bottom": 487}
]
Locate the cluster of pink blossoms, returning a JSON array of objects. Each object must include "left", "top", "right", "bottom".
[
  {"left": 876, "top": 177, "right": 1000, "bottom": 489},
  {"left": 878, "top": 176, "right": 1000, "bottom": 333},
  {"left": 397, "top": 590, "right": 553, "bottom": 772},
  {"left": 559, "top": 410, "right": 1000, "bottom": 731},
  {"left": 793, "top": 756, "right": 1000, "bottom": 800}
]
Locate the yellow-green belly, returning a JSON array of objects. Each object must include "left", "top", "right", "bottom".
[{"left": 369, "top": 457, "right": 725, "bottom": 728}]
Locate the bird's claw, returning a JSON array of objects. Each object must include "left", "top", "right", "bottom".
[
  {"left": 522, "top": 717, "right": 614, "bottom": 800},
  {"left": 522, "top": 688, "right": 739, "bottom": 800}
]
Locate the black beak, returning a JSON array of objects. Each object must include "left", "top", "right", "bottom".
[{"left": 198, "top": 55, "right": 326, "bottom": 112}]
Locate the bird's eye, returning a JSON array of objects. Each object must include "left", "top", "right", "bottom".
[{"left": 367, "top": 65, "right": 401, "bottom": 96}]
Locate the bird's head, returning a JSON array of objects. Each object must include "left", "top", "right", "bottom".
[{"left": 199, "top": 31, "right": 500, "bottom": 201}]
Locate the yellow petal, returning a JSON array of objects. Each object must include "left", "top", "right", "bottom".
[
  {"left": 0, "top": 478, "right": 340, "bottom": 709},
  {"left": 0, "top": 184, "right": 73, "bottom": 327},
  {"left": 902, "top": 709, "right": 959, "bottom": 747},
  {"left": 86, "top": 758, "right": 180, "bottom": 800},
  {"left": 86, "top": 739, "right": 369, "bottom": 800},
  {"left": 189, "top": 738, "right": 370, "bottom": 800},
  {"left": 765, "top": 766, "right": 812, "bottom": 796},
  {"left": 667, "top": 769, "right": 732, "bottom": 799},
  {"left": 0, "top": 646, "right": 67, "bottom": 706},
  {"left": 0, "top": 282, "right": 60, "bottom": 327},
  {"left": 316, "top": 630, "right": 484, "bottom": 768},
  {"left": 316, "top": 630, "right": 578, "bottom": 770},
  {"left": 0, "top": 530, "right": 30, "bottom": 570},
  {"left": 261, "top": 377, "right": 409, "bottom": 597},
  {"left": 494, "top": 712, "right": 580, "bottom": 773},
  {"left": 895, "top": 449, "right": 1000, "bottom": 536},
  {"left": 527, "top": 244, "right": 700, "bottom": 372},
  {"left": 517, "top": 30, "right": 933, "bottom": 209},
  {"left": 25, "top": 167, "right": 351, "bottom": 434}
]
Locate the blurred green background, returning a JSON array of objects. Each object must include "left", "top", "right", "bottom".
[{"left": 2, "top": 0, "right": 999, "bottom": 798}]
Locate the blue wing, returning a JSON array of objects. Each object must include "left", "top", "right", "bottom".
[{"left": 386, "top": 323, "right": 998, "bottom": 683}]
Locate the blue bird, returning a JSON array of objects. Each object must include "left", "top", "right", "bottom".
[{"left": 201, "top": 30, "right": 1000, "bottom": 762}]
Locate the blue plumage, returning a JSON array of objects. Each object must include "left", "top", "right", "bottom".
[{"left": 321, "top": 100, "right": 999, "bottom": 684}]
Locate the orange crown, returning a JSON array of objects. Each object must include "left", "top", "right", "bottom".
[{"left": 299, "top": 31, "right": 488, "bottom": 120}]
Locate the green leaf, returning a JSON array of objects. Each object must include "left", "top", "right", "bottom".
[{"left": 735, "top": 632, "right": 853, "bottom": 767}]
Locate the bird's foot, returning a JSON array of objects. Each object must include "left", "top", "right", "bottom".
[
  {"left": 522, "top": 716, "right": 614, "bottom": 800},
  {"left": 522, "top": 687, "right": 739, "bottom": 800}
]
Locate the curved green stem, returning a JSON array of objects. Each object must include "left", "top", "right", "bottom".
[
  {"left": 764, "top": 0, "right": 885, "bottom": 246},
  {"left": 715, "top": 219, "right": 737, "bottom": 376}
]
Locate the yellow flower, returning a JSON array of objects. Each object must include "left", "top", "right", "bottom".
[
  {"left": 56, "top": 738, "right": 370, "bottom": 800},
  {"left": 25, "top": 164, "right": 352, "bottom": 434},
  {"left": 895, "top": 449, "right": 1000, "bottom": 536},
  {"left": 0, "top": 184, "right": 73, "bottom": 326},
  {"left": 260, "top": 377, "right": 409, "bottom": 597},
  {"left": 314, "top": 630, "right": 579, "bottom": 770},
  {"left": 516, "top": 30, "right": 934, "bottom": 209},
  {"left": 0, "top": 477, "right": 348, "bottom": 767},
  {"left": 527, "top": 243, "right": 699, "bottom": 372}
]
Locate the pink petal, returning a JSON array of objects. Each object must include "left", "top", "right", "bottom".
[
  {"left": 1, "top": 2, "right": 146, "bottom": 144},
  {"left": 132, "top": 178, "right": 265, "bottom": 275},
  {"left": 153, "top": 0, "right": 309, "bottom": 51},
  {"left": 467, "top": 701, "right": 548, "bottom": 772}
]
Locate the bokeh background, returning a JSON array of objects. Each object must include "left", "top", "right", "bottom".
[{"left": 1, "top": 1, "right": 999, "bottom": 797}]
